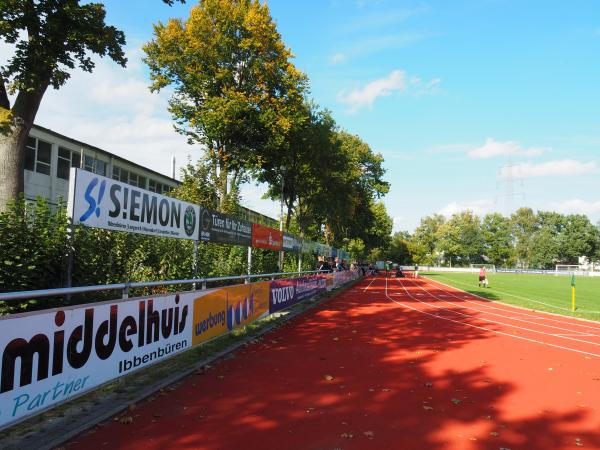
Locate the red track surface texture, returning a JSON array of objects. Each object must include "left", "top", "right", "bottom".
[{"left": 67, "top": 276, "right": 600, "bottom": 450}]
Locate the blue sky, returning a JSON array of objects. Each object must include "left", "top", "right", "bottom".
[{"left": 5, "top": 0, "right": 600, "bottom": 231}]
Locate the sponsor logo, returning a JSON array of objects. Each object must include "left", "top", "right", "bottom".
[
  {"left": 79, "top": 178, "right": 106, "bottom": 222},
  {"left": 1, "top": 297, "right": 188, "bottom": 394},
  {"left": 271, "top": 285, "right": 296, "bottom": 305},
  {"left": 194, "top": 311, "right": 226, "bottom": 337},
  {"left": 184, "top": 206, "right": 196, "bottom": 237},
  {"left": 226, "top": 294, "right": 254, "bottom": 331}
]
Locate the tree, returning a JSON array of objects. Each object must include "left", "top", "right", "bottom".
[
  {"left": 481, "top": 213, "right": 514, "bottom": 267},
  {"left": 0, "top": 0, "right": 184, "bottom": 210},
  {"left": 386, "top": 231, "right": 412, "bottom": 264},
  {"left": 511, "top": 207, "right": 539, "bottom": 268},
  {"left": 410, "top": 214, "right": 445, "bottom": 264},
  {"left": 144, "top": 0, "right": 307, "bottom": 211},
  {"left": 436, "top": 211, "right": 483, "bottom": 266},
  {"left": 558, "top": 214, "right": 598, "bottom": 264}
]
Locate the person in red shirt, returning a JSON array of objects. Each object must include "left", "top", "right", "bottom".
[{"left": 478, "top": 267, "right": 488, "bottom": 287}]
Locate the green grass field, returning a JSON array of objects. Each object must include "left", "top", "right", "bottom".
[{"left": 422, "top": 271, "right": 600, "bottom": 322}]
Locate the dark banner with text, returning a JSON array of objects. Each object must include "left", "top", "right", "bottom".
[{"left": 199, "top": 207, "right": 252, "bottom": 246}]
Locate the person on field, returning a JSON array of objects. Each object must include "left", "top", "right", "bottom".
[
  {"left": 414, "top": 264, "right": 419, "bottom": 279},
  {"left": 396, "top": 266, "right": 404, "bottom": 278},
  {"left": 478, "top": 266, "right": 489, "bottom": 287}
]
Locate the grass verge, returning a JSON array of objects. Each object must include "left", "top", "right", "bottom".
[{"left": 423, "top": 271, "right": 600, "bottom": 322}]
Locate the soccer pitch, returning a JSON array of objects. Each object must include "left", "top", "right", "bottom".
[{"left": 423, "top": 271, "right": 600, "bottom": 322}]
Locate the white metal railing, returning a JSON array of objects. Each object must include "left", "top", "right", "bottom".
[{"left": 0, "top": 270, "right": 328, "bottom": 303}]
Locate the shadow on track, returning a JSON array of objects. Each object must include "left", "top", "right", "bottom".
[{"left": 67, "top": 276, "right": 600, "bottom": 450}]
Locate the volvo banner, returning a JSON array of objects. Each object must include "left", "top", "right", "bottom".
[
  {"left": 68, "top": 169, "right": 199, "bottom": 240},
  {"left": 199, "top": 207, "right": 252, "bottom": 246}
]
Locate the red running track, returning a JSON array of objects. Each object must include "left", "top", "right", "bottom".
[{"left": 67, "top": 275, "right": 600, "bottom": 450}]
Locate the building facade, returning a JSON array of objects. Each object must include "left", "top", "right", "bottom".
[{"left": 25, "top": 124, "right": 178, "bottom": 206}]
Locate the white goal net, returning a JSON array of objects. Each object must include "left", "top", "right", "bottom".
[{"left": 555, "top": 264, "right": 581, "bottom": 275}]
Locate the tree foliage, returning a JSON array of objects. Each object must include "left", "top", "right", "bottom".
[{"left": 143, "top": 0, "right": 307, "bottom": 210}]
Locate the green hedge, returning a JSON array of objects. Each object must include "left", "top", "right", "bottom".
[{"left": 0, "top": 198, "right": 313, "bottom": 315}]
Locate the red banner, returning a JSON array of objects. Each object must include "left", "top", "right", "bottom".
[{"left": 252, "top": 223, "right": 283, "bottom": 250}]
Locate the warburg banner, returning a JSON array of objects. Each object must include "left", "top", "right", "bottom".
[
  {"left": 199, "top": 207, "right": 252, "bottom": 246},
  {"left": 68, "top": 169, "right": 199, "bottom": 240},
  {"left": 192, "top": 283, "right": 269, "bottom": 346},
  {"left": 0, "top": 293, "right": 194, "bottom": 428}
]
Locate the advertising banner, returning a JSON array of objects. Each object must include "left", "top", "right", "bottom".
[
  {"left": 269, "top": 278, "right": 298, "bottom": 314},
  {"left": 68, "top": 169, "right": 199, "bottom": 240},
  {"left": 192, "top": 282, "right": 270, "bottom": 346},
  {"left": 282, "top": 233, "right": 302, "bottom": 253},
  {"left": 302, "top": 240, "right": 317, "bottom": 255},
  {"left": 199, "top": 207, "right": 252, "bottom": 246},
  {"left": 296, "top": 275, "right": 327, "bottom": 301},
  {"left": 333, "top": 270, "right": 359, "bottom": 287},
  {"left": 0, "top": 293, "right": 194, "bottom": 428},
  {"left": 252, "top": 224, "right": 283, "bottom": 251}
]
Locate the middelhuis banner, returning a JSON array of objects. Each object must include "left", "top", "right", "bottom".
[{"left": 0, "top": 293, "right": 194, "bottom": 428}]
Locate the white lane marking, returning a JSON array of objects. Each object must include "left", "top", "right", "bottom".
[
  {"left": 416, "top": 278, "right": 600, "bottom": 337},
  {"left": 381, "top": 276, "right": 600, "bottom": 358},
  {"left": 431, "top": 274, "right": 600, "bottom": 316},
  {"left": 422, "top": 277, "right": 600, "bottom": 332},
  {"left": 362, "top": 277, "right": 377, "bottom": 292},
  {"left": 552, "top": 333, "right": 597, "bottom": 337},
  {"left": 398, "top": 278, "right": 600, "bottom": 346}
]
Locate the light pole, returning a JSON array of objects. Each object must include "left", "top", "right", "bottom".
[{"left": 279, "top": 165, "right": 286, "bottom": 272}]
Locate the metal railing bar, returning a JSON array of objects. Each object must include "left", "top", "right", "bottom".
[{"left": 0, "top": 270, "right": 328, "bottom": 302}]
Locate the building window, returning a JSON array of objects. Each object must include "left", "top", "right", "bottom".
[
  {"left": 83, "top": 154, "right": 107, "bottom": 176},
  {"left": 57, "top": 147, "right": 81, "bottom": 180},
  {"left": 112, "top": 166, "right": 130, "bottom": 184},
  {"left": 25, "top": 136, "right": 52, "bottom": 175},
  {"left": 148, "top": 179, "right": 171, "bottom": 194}
]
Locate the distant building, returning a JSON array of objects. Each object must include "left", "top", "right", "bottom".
[
  {"left": 25, "top": 124, "right": 178, "bottom": 206},
  {"left": 24, "top": 124, "right": 279, "bottom": 227}
]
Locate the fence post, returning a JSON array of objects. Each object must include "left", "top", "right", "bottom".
[
  {"left": 298, "top": 252, "right": 302, "bottom": 274},
  {"left": 192, "top": 240, "right": 199, "bottom": 290},
  {"left": 122, "top": 282, "right": 130, "bottom": 300},
  {"left": 246, "top": 246, "right": 252, "bottom": 284}
]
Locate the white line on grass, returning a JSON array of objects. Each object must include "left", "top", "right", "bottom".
[
  {"left": 430, "top": 273, "right": 600, "bottom": 315},
  {"left": 409, "top": 278, "right": 600, "bottom": 338},
  {"left": 396, "top": 278, "right": 600, "bottom": 347},
  {"left": 380, "top": 276, "right": 600, "bottom": 358},
  {"left": 425, "top": 276, "right": 600, "bottom": 331}
]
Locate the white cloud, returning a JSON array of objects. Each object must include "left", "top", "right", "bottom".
[
  {"left": 329, "top": 52, "right": 346, "bottom": 64},
  {"left": 549, "top": 199, "right": 600, "bottom": 216},
  {"left": 13, "top": 47, "right": 195, "bottom": 181},
  {"left": 468, "top": 138, "right": 547, "bottom": 159},
  {"left": 438, "top": 199, "right": 495, "bottom": 218},
  {"left": 337, "top": 69, "right": 440, "bottom": 113},
  {"left": 500, "top": 159, "right": 597, "bottom": 178}
]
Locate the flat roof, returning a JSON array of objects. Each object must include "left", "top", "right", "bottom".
[{"left": 32, "top": 123, "right": 180, "bottom": 185}]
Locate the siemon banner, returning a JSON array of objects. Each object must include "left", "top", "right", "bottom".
[
  {"left": 68, "top": 169, "right": 200, "bottom": 240},
  {"left": 0, "top": 293, "right": 194, "bottom": 428}
]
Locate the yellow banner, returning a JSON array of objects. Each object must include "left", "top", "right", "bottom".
[{"left": 192, "top": 282, "right": 270, "bottom": 346}]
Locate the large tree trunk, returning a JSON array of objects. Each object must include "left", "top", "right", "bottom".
[
  {"left": 0, "top": 119, "right": 30, "bottom": 210},
  {"left": 0, "top": 87, "right": 47, "bottom": 211}
]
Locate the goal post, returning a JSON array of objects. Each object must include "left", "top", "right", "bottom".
[
  {"left": 555, "top": 264, "right": 581, "bottom": 275},
  {"left": 470, "top": 263, "right": 496, "bottom": 272}
]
